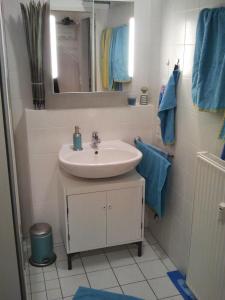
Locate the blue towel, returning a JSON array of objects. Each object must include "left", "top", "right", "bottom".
[
  {"left": 158, "top": 70, "right": 180, "bottom": 145},
  {"left": 135, "top": 140, "right": 171, "bottom": 217},
  {"left": 219, "top": 118, "right": 225, "bottom": 140},
  {"left": 109, "top": 25, "right": 130, "bottom": 89},
  {"left": 192, "top": 8, "right": 225, "bottom": 140},
  {"left": 221, "top": 144, "right": 225, "bottom": 160},
  {"left": 73, "top": 287, "right": 142, "bottom": 300},
  {"left": 167, "top": 271, "right": 197, "bottom": 300}
]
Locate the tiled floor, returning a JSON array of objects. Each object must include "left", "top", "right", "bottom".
[{"left": 24, "top": 230, "right": 182, "bottom": 300}]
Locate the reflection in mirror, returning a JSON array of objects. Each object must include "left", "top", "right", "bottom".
[
  {"left": 49, "top": 0, "right": 134, "bottom": 94},
  {"left": 96, "top": 1, "right": 134, "bottom": 92},
  {"left": 50, "top": 1, "right": 93, "bottom": 93}
]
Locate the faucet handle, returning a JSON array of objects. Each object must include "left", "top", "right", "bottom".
[{"left": 92, "top": 131, "right": 98, "bottom": 138}]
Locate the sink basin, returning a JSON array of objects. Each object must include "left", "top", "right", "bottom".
[{"left": 58, "top": 140, "right": 142, "bottom": 179}]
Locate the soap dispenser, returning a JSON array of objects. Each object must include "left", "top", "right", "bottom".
[{"left": 73, "top": 126, "right": 82, "bottom": 151}]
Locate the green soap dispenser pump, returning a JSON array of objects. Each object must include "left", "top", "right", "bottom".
[{"left": 73, "top": 126, "right": 82, "bottom": 151}]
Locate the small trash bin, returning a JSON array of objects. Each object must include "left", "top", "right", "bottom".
[{"left": 29, "top": 223, "right": 56, "bottom": 267}]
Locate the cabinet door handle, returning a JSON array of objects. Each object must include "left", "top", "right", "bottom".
[
  {"left": 108, "top": 204, "right": 112, "bottom": 209},
  {"left": 103, "top": 206, "right": 106, "bottom": 210}
]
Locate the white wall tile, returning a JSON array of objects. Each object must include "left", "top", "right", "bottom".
[
  {"left": 25, "top": 105, "right": 153, "bottom": 236},
  {"left": 150, "top": 0, "right": 225, "bottom": 274}
]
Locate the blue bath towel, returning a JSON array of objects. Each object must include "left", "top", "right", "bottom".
[
  {"left": 109, "top": 25, "right": 130, "bottom": 89},
  {"left": 192, "top": 8, "right": 225, "bottom": 140},
  {"left": 135, "top": 140, "right": 171, "bottom": 217},
  {"left": 167, "top": 271, "right": 197, "bottom": 300},
  {"left": 73, "top": 287, "right": 142, "bottom": 300},
  {"left": 158, "top": 69, "right": 180, "bottom": 145}
]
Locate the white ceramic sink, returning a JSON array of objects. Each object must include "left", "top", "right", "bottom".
[{"left": 58, "top": 140, "right": 142, "bottom": 179}]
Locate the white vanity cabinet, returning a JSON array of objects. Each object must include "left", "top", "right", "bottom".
[{"left": 59, "top": 171, "right": 145, "bottom": 270}]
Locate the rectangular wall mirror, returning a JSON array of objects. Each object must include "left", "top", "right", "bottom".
[{"left": 49, "top": 0, "right": 135, "bottom": 94}]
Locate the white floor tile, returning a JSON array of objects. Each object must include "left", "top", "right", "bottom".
[
  {"left": 63, "top": 297, "right": 73, "bottom": 300},
  {"left": 60, "top": 274, "right": 89, "bottom": 298},
  {"left": 44, "top": 270, "right": 58, "bottom": 281},
  {"left": 138, "top": 260, "right": 168, "bottom": 279},
  {"left": 30, "top": 272, "right": 44, "bottom": 283},
  {"left": 144, "top": 230, "right": 157, "bottom": 245},
  {"left": 43, "top": 264, "right": 57, "bottom": 273},
  {"left": 106, "top": 249, "right": 135, "bottom": 268},
  {"left": 46, "top": 288, "right": 62, "bottom": 300},
  {"left": 162, "top": 258, "right": 177, "bottom": 272},
  {"left": 104, "top": 286, "right": 123, "bottom": 294},
  {"left": 152, "top": 244, "right": 167, "bottom": 259},
  {"left": 165, "top": 295, "right": 183, "bottom": 300},
  {"left": 81, "top": 253, "right": 110, "bottom": 272},
  {"left": 29, "top": 265, "right": 43, "bottom": 275},
  {"left": 148, "top": 276, "right": 179, "bottom": 299},
  {"left": 122, "top": 280, "right": 157, "bottom": 300},
  {"left": 130, "top": 245, "right": 158, "bottom": 263},
  {"left": 113, "top": 264, "right": 145, "bottom": 285},
  {"left": 45, "top": 279, "right": 60, "bottom": 290},
  {"left": 32, "top": 291, "right": 47, "bottom": 300},
  {"left": 31, "top": 281, "right": 46, "bottom": 293},
  {"left": 87, "top": 269, "right": 118, "bottom": 289},
  {"left": 57, "top": 258, "right": 85, "bottom": 278},
  {"left": 54, "top": 245, "right": 67, "bottom": 261}
]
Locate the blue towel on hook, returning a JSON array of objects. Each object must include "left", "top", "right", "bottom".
[
  {"left": 73, "top": 287, "right": 142, "bottom": 300},
  {"left": 158, "top": 69, "right": 180, "bottom": 145},
  {"left": 135, "top": 140, "right": 171, "bottom": 218},
  {"left": 192, "top": 8, "right": 225, "bottom": 140}
]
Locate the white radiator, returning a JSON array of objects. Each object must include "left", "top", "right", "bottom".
[{"left": 187, "top": 152, "right": 225, "bottom": 300}]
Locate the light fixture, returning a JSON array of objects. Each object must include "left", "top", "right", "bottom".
[
  {"left": 128, "top": 17, "right": 135, "bottom": 78},
  {"left": 50, "top": 15, "right": 58, "bottom": 79}
]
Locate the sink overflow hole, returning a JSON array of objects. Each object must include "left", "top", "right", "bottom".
[{"left": 95, "top": 151, "right": 98, "bottom": 155}]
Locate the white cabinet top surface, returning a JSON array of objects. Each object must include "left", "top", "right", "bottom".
[{"left": 60, "top": 170, "right": 145, "bottom": 196}]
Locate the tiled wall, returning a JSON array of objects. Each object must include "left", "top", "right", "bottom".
[
  {"left": 2, "top": 0, "right": 157, "bottom": 236},
  {"left": 6, "top": 0, "right": 225, "bottom": 276},
  {"left": 25, "top": 106, "right": 153, "bottom": 242},
  {"left": 149, "top": 0, "right": 225, "bottom": 273}
]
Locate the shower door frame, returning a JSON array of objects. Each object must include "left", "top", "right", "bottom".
[{"left": 0, "top": 1, "right": 27, "bottom": 299}]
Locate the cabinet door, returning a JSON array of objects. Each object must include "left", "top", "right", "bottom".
[
  {"left": 67, "top": 192, "right": 106, "bottom": 253},
  {"left": 107, "top": 187, "right": 143, "bottom": 246}
]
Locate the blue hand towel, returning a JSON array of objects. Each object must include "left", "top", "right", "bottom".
[
  {"left": 73, "top": 287, "right": 142, "bottom": 300},
  {"left": 192, "top": 8, "right": 225, "bottom": 140},
  {"left": 109, "top": 25, "right": 131, "bottom": 89},
  {"left": 135, "top": 140, "right": 171, "bottom": 218},
  {"left": 158, "top": 69, "right": 180, "bottom": 145}
]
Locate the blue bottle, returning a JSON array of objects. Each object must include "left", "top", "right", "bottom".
[{"left": 73, "top": 126, "right": 82, "bottom": 151}]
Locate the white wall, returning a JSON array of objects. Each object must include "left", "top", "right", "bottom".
[
  {"left": 149, "top": 0, "right": 225, "bottom": 273},
  {"left": 2, "top": 0, "right": 157, "bottom": 238},
  {"left": 25, "top": 106, "right": 153, "bottom": 243}
]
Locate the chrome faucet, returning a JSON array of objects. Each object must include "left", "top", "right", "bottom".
[{"left": 91, "top": 131, "right": 101, "bottom": 149}]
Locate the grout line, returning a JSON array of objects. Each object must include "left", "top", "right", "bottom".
[
  {"left": 54, "top": 259, "right": 64, "bottom": 299},
  {"left": 104, "top": 249, "right": 139, "bottom": 269},
  {"left": 127, "top": 245, "right": 159, "bottom": 300},
  {"left": 102, "top": 249, "right": 123, "bottom": 293},
  {"left": 78, "top": 253, "right": 92, "bottom": 288}
]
